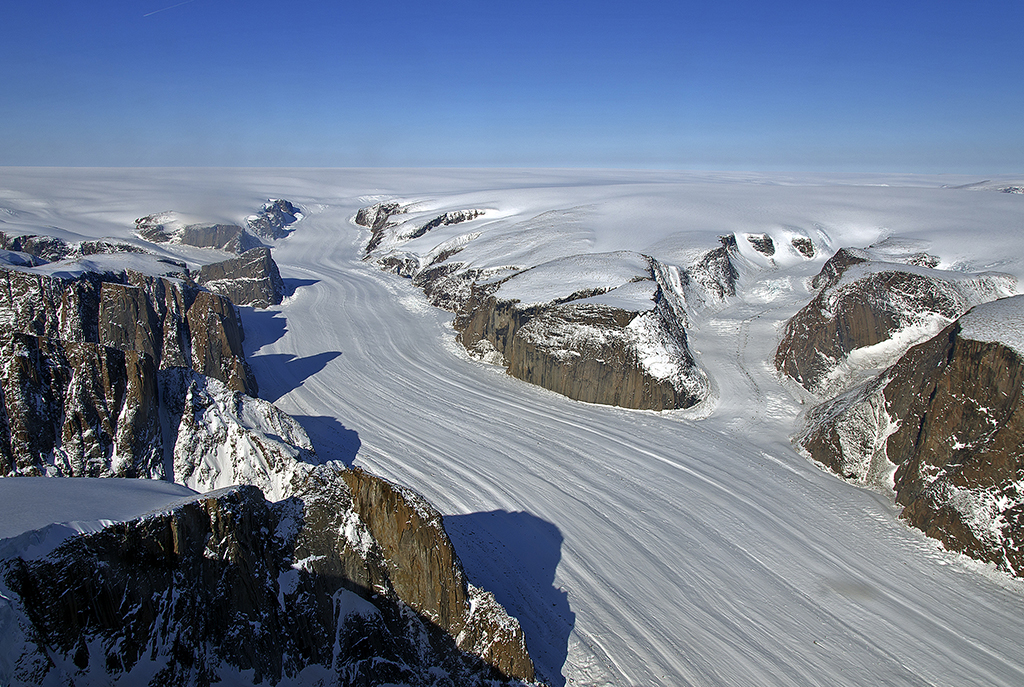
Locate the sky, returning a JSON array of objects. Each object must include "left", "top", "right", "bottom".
[{"left": 0, "top": 0, "right": 1021, "bottom": 172}]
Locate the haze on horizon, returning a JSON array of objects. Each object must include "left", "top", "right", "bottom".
[{"left": 1, "top": 0, "right": 1021, "bottom": 173}]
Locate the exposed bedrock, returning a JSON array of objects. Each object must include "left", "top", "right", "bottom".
[
  {"left": 245, "top": 199, "right": 302, "bottom": 240},
  {"left": 196, "top": 246, "right": 285, "bottom": 308},
  {"left": 776, "top": 251, "right": 1015, "bottom": 394},
  {"left": 343, "top": 468, "right": 535, "bottom": 682},
  {"left": 455, "top": 283, "right": 706, "bottom": 411},
  {"left": 0, "top": 230, "right": 148, "bottom": 266},
  {"left": 355, "top": 201, "right": 407, "bottom": 253},
  {"left": 800, "top": 301, "right": 1024, "bottom": 575},
  {"left": 355, "top": 200, "right": 723, "bottom": 409},
  {"left": 0, "top": 266, "right": 257, "bottom": 476},
  {"left": 2, "top": 477, "right": 536, "bottom": 686},
  {"left": 135, "top": 214, "right": 264, "bottom": 254}
]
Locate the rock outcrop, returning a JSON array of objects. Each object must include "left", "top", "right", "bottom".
[
  {"left": 776, "top": 249, "right": 1015, "bottom": 395},
  {"left": 358, "top": 203, "right": 484, "bottom": 257},
  {"left": 0, "top": 240, "right": 536, "bottom": 684},
  {"left": 135, "top": 212, "right": 264, "bottom": 254},
  {"left": 356, "top": 201, "right": 406, "bottom": 253},
  {"left": 1, "top": 476, "right": 536, "bottom": 686},
  {"left": 246, "top": 199, "right": 303, "bottom": 240},
  {"left": 799, "top": 296, "right": 1024, "bottom": 576},
  {"left": 196, "top": 246, "right": 285, "bottom": 308},
  {"left": 0, "top": 230, "right": 147, "bottom": 265},
  {"left": 454, "top": 253, "right": 708, "bottom": 410},
  {"left": 746, "top": 233, "right": 775, "bottom": 257},
  {"left": 357, "top": 200, "right": 729, "bottom": 410},
  {"left": 791, "top": 236, "right": 815, "bottom": 258},
  {"left": 0, "top": 265, "right": 258, "bottom": 477},
  {"left": 0, "top": 232, "right": 71, "bottom": 263}
]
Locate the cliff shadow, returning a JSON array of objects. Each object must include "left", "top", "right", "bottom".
[
  {"left": 240, "top": 307, "right": 289, "bottom": 353},
  {"left": 249, "top": 351, "right": 343, "bottom": 403},
  {"left": 282, "top": 277, "right": 318, "bottom": 298},
  {"left": 291, "top": 414, "right": 361, "bottom": 466},
  {"left": 445, "top": 510, "right": 573, "bottom": 687}
]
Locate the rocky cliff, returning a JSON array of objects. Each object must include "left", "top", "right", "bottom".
[
  {"left": 454, "top": 253, "right": 708, "bottom": 410},
  {"left": 357, "top": 200, "right": 721, "bottom": 411},
  {"left": 1, "top": 474, "right": 535, "bottom": 686},
  {"left": 0, "top": 231, "right": 147, "bottom": 264},
  {"left": 799, "top": 296, "right": 1024, "bottom": 576},
  {"left": 776, "top": 249, "right": 1015, "bottom": 395},
  {"left": 0, "top": 264, "right": 257, "bottom": 477},
  {"left": 135, "top": 212, "right": 265, "bottom": 254},
  {"left": 196, "top": 246, "right": 286, "bottom": 308}
]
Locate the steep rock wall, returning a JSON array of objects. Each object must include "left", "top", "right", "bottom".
[
  {"left": 2, "top": 479, "right": 536, "bottom": 687},
  {"left": 196, "top": 246, "right": 286, "bottom": 308},
  {"left": 0, "top": 266, "right": 257, "bottom": 476},
  {"left": 800, "top": 317, "right": 1024, "bottom": 575},
  {"left": 1, "top": 483, "right": 535, "bottom": 686},
  {"left": 455, "top": 284, "right": 705, "bottom": 410}
]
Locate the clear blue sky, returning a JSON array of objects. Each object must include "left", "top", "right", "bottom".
[{"left": 1, "top": 0, "right": 1021, "bottom": 172}]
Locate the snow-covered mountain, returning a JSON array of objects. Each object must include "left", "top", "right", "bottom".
[{"left": 1, "top": 168, "right": 1024, "bottom": 686}]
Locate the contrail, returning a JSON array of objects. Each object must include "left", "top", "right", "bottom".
[{"left": 143, "top": 0, "right": 197, "bottom": 17}]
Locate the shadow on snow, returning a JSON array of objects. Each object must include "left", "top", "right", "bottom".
[
  {"left": 240, "top": 307, "right": 289, "bottom": 354},
  {"left": 248, "top": 351, "right": 343, "bottom": 403},
  {"left": 291, "top": 413, "right": 362, "bottom": 467},
  {"left": 282, "top": 277, "right": 318, "bottom": 298},
  {"left": 445, "top": 510, "right": 573, "bottom": 687}
]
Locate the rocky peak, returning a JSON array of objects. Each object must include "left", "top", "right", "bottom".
[{"left": 810, "top": 247, "right": 869, "bottom": 290}]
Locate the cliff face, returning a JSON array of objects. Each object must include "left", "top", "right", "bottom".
[
  {"left": 800, "top": 299, "right": 1024, "bottom": 576},
  {"left": 196, "top": 246, "right": 286, "bottom": 308},
  {"left": 457, "top": 292, "right": 704, "bottom": 410},
  {"left": 135, "top": 213, "right": 265, "bottom": 254},
  {"left": 0, "top": 192, "right": 534, "bottom": 684},
  {"left": 1, "top": 478, "right": 535, "bottom": 686},
  {"left": 356, "top": 198, "right": 718, "bottom": 411},
  {"left": 451, "top": 251, "right": 709, "bottom": 411},
  {"left": 0, "top": 247, "right": 536, "bottom": 684},
  {"left": 776, "top": 252, "right": 1015, "bottom": 394},
  {"left": 0, "top": 266, "right": 257, "bottom": 477}
]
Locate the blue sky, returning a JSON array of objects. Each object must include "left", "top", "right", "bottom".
[{"left": 1, "top": 0, "right": 1021, "bottom": 171}]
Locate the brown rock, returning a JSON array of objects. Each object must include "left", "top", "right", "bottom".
[
  {"left": 98, "top": 282, "right": 160, "bottom": 362},
  {"left": 800, "top": 310, "right": 1024, "bottom": 576},
  {"left": 186, "top": 290, "right": 257, "bottom": 396},
  {"left": 343, "top": 467, "right": 536, "bottom": 682},
  {"left": 776, "top": 265, "right": 1012, "bottom": 394},
  {"left": 196, "top": 246, "right": 285, "bottom": 308},
  {"left": 456, "top": 289, "right": 703, "bottom": 411}
]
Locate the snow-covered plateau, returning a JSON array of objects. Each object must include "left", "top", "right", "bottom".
[{"left": 1, "top": 167, "right": 1024, "bottom": 686}]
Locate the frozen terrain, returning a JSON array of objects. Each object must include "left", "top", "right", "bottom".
[{"left": 2, "top": 168, "right": 1024, "bottom": 686}]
